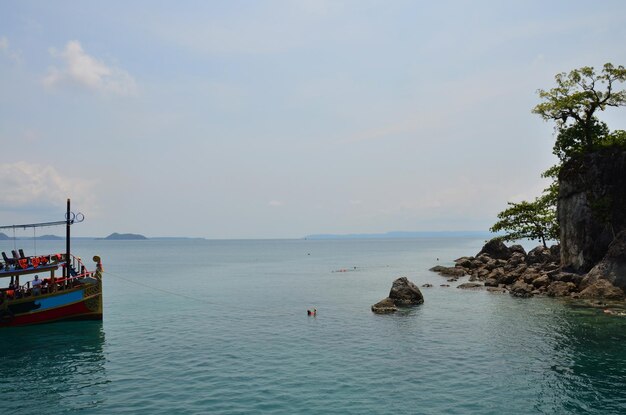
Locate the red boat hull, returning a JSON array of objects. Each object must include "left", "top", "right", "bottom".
[{"left": 0, "top": 284, "right": 103, "bottom": 328}]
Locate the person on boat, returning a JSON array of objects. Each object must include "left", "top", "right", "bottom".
[{"left": 32, "top": 275, "right": 42, "bottom": 296}]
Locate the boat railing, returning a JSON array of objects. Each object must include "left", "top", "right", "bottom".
[
  {"left": 0, "top": 252, "right": 97, "bottom": 275},
  {"left": 0, "top": 252, "right": 59, "bottom": 272},
  {"left": 0, "top": 252, "right": 100, "bottom": 303}
]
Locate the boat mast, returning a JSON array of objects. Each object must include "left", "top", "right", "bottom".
[{"left": 66, "top": 198, "right": 71, "bottom": 278}]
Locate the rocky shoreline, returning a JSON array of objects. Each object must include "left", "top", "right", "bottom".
[{"left": 429, "top": 233, "right": 626, "bottom": 301}]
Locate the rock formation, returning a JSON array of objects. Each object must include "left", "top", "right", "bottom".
[
  {"left": 580, "top": 230, "right": 626, "bottom": 293},
  {"left": 558, "top": 149, "right": 626, "bottom": 272},
  {"left": 430, "top": 237, "right": 624, "bottom": 301},
  {"left": 427, "top": 150, "right": 626, "bottom": 303},
  {"left": 371, "top": 277, "right": 424, "bottom": 314}
]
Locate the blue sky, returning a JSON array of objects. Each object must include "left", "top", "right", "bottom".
[{"left": 1, "top": 1, "right": 625, "bottom": 238}]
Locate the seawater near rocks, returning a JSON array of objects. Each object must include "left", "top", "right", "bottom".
[{"left": 371, "top": 277, "right": 424, "bottom": 314}]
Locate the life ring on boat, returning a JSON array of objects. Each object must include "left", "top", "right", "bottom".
[{"left": 0, "top": 309, "right": 14, "bottom": 324}]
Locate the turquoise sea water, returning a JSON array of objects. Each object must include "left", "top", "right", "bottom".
[{"left": 1, "top": 237, "right": 626, "bottom": 414}]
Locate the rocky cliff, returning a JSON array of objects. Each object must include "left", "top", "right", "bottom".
[{"left": 558, "top": 149, "right": 626, "bottom": 272}]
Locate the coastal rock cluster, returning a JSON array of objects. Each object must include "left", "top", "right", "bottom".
[
  {"left": 430, "top": 237, "right": 626, "bottom": 300},
  {"left": 371, "top": 277, "right": 424, "bottom": 314}
]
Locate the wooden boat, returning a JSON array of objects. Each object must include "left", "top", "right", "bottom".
[{"left": 0, "top": 199, "right": 102, "bottom": 327}]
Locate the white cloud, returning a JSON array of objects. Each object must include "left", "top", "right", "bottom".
[
  {"left": 43, "top": 41, "right": 137, "bottom": 96},
  {"left": 0, "top": 162, "right": 95, "bottom": 211},
  {"left": 0, "top": 36, "right": 22, "bottom": 63}
]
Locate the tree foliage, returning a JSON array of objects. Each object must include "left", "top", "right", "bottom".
[
  {"left": 490, "top": 192, "right": 558, "bottom": 248},
  {"left": 552, "top": 118, "right": 609, "bottom": 161},
  {"left": 533, "top": 63, "right": 626, "bottom": 157}
]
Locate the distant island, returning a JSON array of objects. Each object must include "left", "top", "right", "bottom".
[
  {"left": 36, "top": 234, "right": 63, "bottom": 240},
  {"left": 102, "top": 232, "right": 147, "bottom": 240},
  {"left": 0, "top": 232, "right": 62, "bottom": 240}
]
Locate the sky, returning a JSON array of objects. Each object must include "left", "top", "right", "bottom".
[{"left": 1, "top": 0, "right": 625, "bottom": 239}]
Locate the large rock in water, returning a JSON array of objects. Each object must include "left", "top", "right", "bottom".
[
  {"left": 371, "top": 277, "right": 424, "bottom": 313},
  {"left": 370, "top": 297, "right": 398, "bottom": 314},
  {"left": 476, "top": 238, "right": 511, "bottom": 260},
  {"left": 559, "top": 149, "right": 626, "bottom": 272}
]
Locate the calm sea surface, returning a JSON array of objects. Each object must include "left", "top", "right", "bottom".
[{"left": 1, "top": 237, "right": 626, "bottom": 414}]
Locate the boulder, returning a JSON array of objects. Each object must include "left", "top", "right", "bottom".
[
  {"left": 510, "top": 280, "right": 534, "bottom": 298},
  {"left": 583, "top": 230, "right": 626, "bottom": 292},
  {"left": 457, "top": 282, "right": 483, "bottom": 290},
  {"left": 389, "top": 277, "right": 424, "bottom": 306},
  {"left": 487, "top": 267, "right": 505, "bottom": 280},
  {"left": 532, "top": 275, "right": 551, "bottom": 289},
  {"left": 372, "top": 277, "right": 424, "bottom": 314},
  {"left": 522, "top": 271, "right": 542, "bottom": 285},
  {"left": 507, "top": 252, "right": 526, "bottom": 266},
  {"left": 552, "top": 272, "right": 583, "bottom": 287},
  {"left": 549, "top": 244, "right": 560, "bottom": 259},
  {"left": 477, "top": 238, "right": 512, "bottom": 260},
  {"left": 477, "top": 268, "right": 490, "bottom": 279},
  {"left": 509, "top": 244, "right": 527, "bottom": 256},
  {"left": 507, "top": 264, "right": 528, "bottom": 281},
  {"left": 371, "top": 297, "right": 398, "bottom": 314},
  {"left": 429, "top": 266, "right": 466, "bottom": 277},
  {"left": 498, "top": 267, "right": 523, "bottom": 285},
  {"left": 476, "top": 254, "right": 491, "bottom": 264},
  {"left": 578, "top": 279, "right": 625, "bottom": 300},
  {"left": 454, "top": 257, "right": 475, "bottom": 269},
  {"left": 483, "top": 259, "right": 498, "bottom": 271},
  {"left": 484, "top": 277, "right": 499, "bottom": 287},
  {"left": 486, "top": 287, "right": 507, "bottom": 294},
  {"left": 526, "top": 246, "right": 556, "bottom": 265},
  {"left": 547, "top": 281, "right": 577, "bottom": 297}
]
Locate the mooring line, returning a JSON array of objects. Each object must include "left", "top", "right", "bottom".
[{"left": 102, "top": 270, "right": 298, "bottom": 318}]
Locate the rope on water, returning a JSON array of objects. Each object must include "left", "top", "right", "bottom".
[{"left": 102, "top": 270, "right": 297, "bottom": 318}]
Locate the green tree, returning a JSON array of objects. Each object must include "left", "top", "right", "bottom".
[
  {"left": 552, "top": 117, "right": 609, "bottom": 161},
  {"left": 490, "top": 193, "right": 558, "bottom": 248},
  {"left": 533, "top": 63, "right": 626, "bottom": 156}
]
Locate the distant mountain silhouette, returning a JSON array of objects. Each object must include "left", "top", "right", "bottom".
[
  {"left": 103, "top": 232, "right": 147, "bottom": 240},
  {"left": 37, "top": 234, "right": 63, "bottom": 240},
  {"left": 0, "top": 232, "right": 64, "bottom": 240}
]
